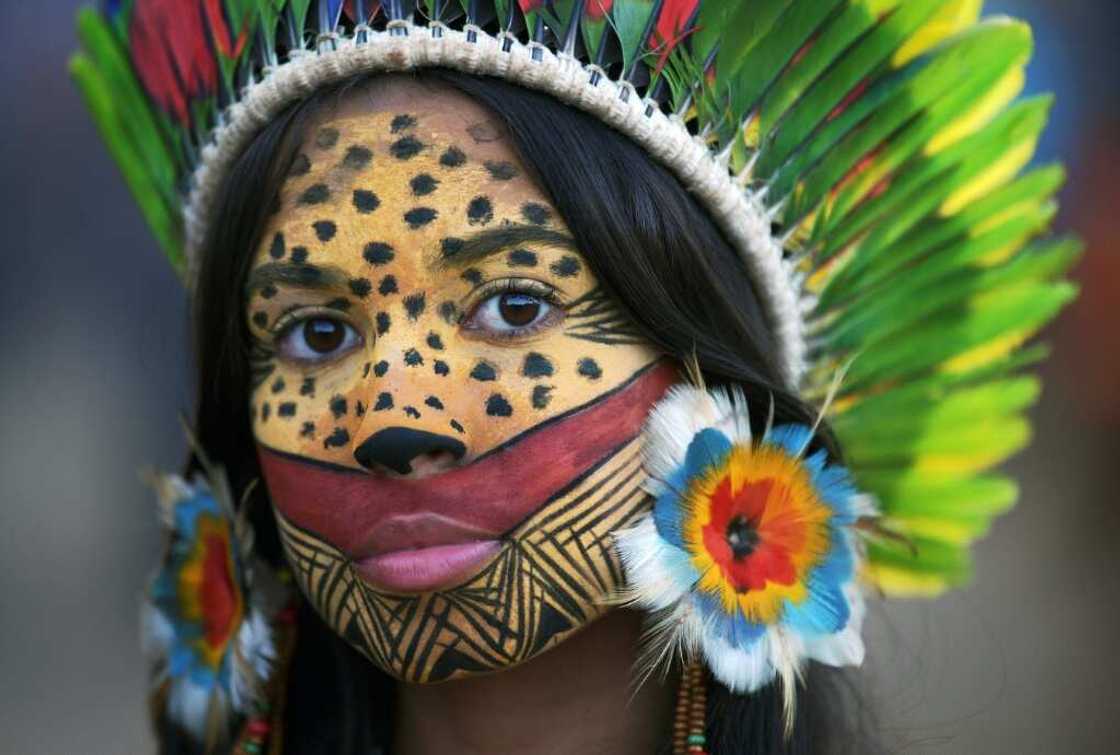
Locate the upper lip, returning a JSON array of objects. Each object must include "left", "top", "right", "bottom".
[{"left": 354, "top": 512, "right": 499, "bottom": 558}]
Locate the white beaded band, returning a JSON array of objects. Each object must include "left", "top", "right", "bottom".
[{"left": 184, "top": 22, "right": 807, "bottom": 388}]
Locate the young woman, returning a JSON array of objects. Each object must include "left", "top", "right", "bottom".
[{"left": 73, "top": 2, "right": 1075, "bottom": 753}]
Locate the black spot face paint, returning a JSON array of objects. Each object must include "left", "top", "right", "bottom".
[
  {"left": 378, "top": 275, "right": 398, "bottom": 295},
  {"left": 404, "top": 348, "right": 424, "bottom": 367},
  {"left": 362, "top": 362, "right": 371, "bottom": 378},
  {"left": 426, "top": 332, "right": 445, "bottom": 350},
  {"left": 374, "top": 392, "right": 394, "bottom": 411},
  {"left": 470, "top": 361, "right": 498, "bottom": 381},
  {"left": 300, "top": 421, "right": 315, "bottom": 438},
  {"left": 363, "top": 242, "right": 395, "bottom": 265},
  {"left": 269, "top": 232, "right": 286, "bottom": 259},
  {"left": 252, "top": 311, "right": 268, "bottom": 329},
  {"left": 460, "top": 268, "right": 483, "bottom": 286},
  {"left": 484, "top": 161, "right": 518, "bottom": 180},
  {"left": 404, "top": 207, "right": 438, "bottom": 229},
  {"left": 342, "top": 145, "right": 373, "bottom": 170},
  {"left": 349, "top": 278, "right": 372, "bottom": 298},
  {"left": 290, "top": 153, "right": 311, "bottom": 177},
  {"left": 522, "top": 352, "right": 554, "bottom": 378},
  {"left": 376, "top": 312, "right": 391, "bottom": 335},
  {"left": 450, "top": 419, "right": 465, "bottom": 434},
  {"left": 467, "top": 196, "right": 494, "bottom": 225},
  {"left": 355, "top": 400, "right": 366, "bottom": 417},
  {"left": 486, "top": 394, "right": 513, "bottom": 417},
  {"left": 353, "top": 189, "right": 380, "bottom": 213},
  {"left": 439, "top": 146, "right": 467, "bottom": 168},
  {"left": 290, "top": 246, "right": 309, "bottom": 264},
  {"left": 324, "top": 427, "right": 349, "bottom": 448},
  {"left": 260, "top": 284, "right": 278, "bottom": 299},
  {"left": 300, "top": 377, "right": 316, "bottom": 397},
  {"left": 425, "top": 396, "right": 444, "bottom": 410},
  {"left": 261, "top": 402, "right": 271, "bottom": 422},
  {"left": 404, "top": 406, "right": 422, "bottom": 419},
  {"left": 391, "top": 114, "right": 417, "bottom": 133},
  {"left": 521, "top": 202, "right": 551, "bottom": 226},
  {"left": 550, "top": 256, "right": 581, "bottom": 277},
  {"left": 438, "top": 301, "right": 458, "bottom": 324},
  {"left": 531, "top": 384, "right": 553, "bottom": 409},
  {"left": 404, "top": 293, "right": 426, "bottom": 320},
  {"left": 577, "top": 357, "right": 603, "bottom": 380},
  {"left": 434, "top": 359, "right": 450, "bottom": 376},
  {"left": 410, "top": 174, "right": 439, "bottom": 196},
  {"left": 313, "top": 220, "right": 337, "bottom": 242},
  {"left": 390, "top": 136, "right": 424, "bottom": 160},
  {"left": 373, "top": 360, "right": 389, "bottom": 377},
  {"left": 508, "top": 249, "right": 538, "bottom": 267},
  {"left": 278, "top": 402, "right": 297, "bottom": 417},
  {"left": 316, "top": 128, "right": 340, "bottom": 149},
  {"left": 330, "top": 395, "right": 348, "bottom": 419},
  {"left": 271, "top": 377, "right": 286, "bottom": 394},
  {"left": 300, "top": 184, "right": 330, "bottom": 205},
  {"left": 440, "top": 237, "right": 464, "bottom": 259},
  {"left": 326, "top": 297, "right": 351, "bottom": 312}
]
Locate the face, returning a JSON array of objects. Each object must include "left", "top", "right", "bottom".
[{"left": 246, "top": 80, "right": 673, "bottom": 683}]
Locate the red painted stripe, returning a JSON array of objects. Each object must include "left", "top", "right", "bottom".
[{"left": 259, "top": 362, "right": 676, "bottom": 557}]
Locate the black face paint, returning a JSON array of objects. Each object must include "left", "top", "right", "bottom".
[
  {"left": 467, "top": 196, "right": 494, "bottom": 225},
  {"left": 313, "top": 220, "right": 337, "bottom": 242},
  {"left": 404, "top": 293, "right": 426, "bottom": 320},
  {"left": 470, "top": 361, "right": 498, "bottom": 382},
  {"left": 353, "top": 189, "right": 381, "bottom": 213},
  {"left": 349, "top": 278, "right": 372, "bottom": 298},
  {"left": 315, "top": 127, "right": 340, "bottom": 149},
  {"left": 363, "top": 242, "right": 395, "bottom": 265},
  {"left": 410, "top": 173, "right": 439, "bottom": 196},
  {"left": 342, "top": 145, "right": 372, "bottom": 170},
  {"left": 404, "top": 207, "right": 438, "bottom": 229},
  {"left": 522, "top": 353, "right": 554, "bottom": 378},
  {"left": 300, "top": 184, "right": 331, "bottom": 205},
  {"left": 390, "top": 136, "right": 424, "bottom": 160},
  {"left": 508, "top": 249, "right": 538, "bottom": 267},
  {"left": 485, "top": 393, "right": 514, "bottom": 417},
  {"left": 439, "top": 145, "right": 467, "bottom": 168}
]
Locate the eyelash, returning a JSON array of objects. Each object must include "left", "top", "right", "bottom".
[
  {"left": 270, "top": 306, "right": 364, "bottom": 364},
  {"left": 460, "top": 278, "right": 566, "bottom": 341}
]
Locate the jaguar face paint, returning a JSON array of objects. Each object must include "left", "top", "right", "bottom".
[{"left": 247, "top": 82, "right": 671, "bottom": 682}]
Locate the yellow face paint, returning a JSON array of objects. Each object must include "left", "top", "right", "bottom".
[{"left": 246, "top": 83, "right": 673, "bottom": 682}]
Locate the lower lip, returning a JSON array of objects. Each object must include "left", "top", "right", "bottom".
[{"left": 354, "top": 540, "right": 502, "bottom": 593}]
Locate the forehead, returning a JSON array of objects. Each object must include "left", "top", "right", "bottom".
[{"left": 251, "top": 82, "right": 562, "bottom": 274}]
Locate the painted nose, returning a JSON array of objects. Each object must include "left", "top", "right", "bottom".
[{"left": 353, "top": 426, "right": 467, "bottom": 475}]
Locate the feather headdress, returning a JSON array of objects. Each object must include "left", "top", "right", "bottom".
[{"left": 75, "top": 0, "right": 1078, "bottom": 705}]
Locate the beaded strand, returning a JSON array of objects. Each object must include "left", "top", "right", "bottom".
[{"left": 672, "top": 660, "right": 709, "bottom": 755}]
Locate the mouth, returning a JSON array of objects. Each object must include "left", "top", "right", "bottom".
[{"left": 259, "top": 362, "right": 675, "bottom": 594}]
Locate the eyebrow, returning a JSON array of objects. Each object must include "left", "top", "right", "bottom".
[
  {"left": 436, "top": 224, "right": 577, "bottom": 269},
  {"left": 245, "top": 262, "right": 350, "bottom": 294}
]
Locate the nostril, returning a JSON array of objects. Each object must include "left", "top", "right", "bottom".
[{"left": 353, "top": 426, "right": 466, "bottom": 475}]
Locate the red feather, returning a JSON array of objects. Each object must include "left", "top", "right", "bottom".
[
  {"left": 649, "top": 0, "right": 699, "bottom": 72},
  {"left": 129, "top": 0, "right": 219, "bottom": 126},
  {"left": 586, "top": 0, "right": 613, "bottom": 21}
]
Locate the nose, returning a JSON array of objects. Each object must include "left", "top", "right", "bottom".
[{"left": 353, "top": 426, "right": 467, "bottom": 475}]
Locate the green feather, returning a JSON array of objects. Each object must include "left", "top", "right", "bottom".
[{"left": 70, "top": 54, "right": 183, "bottom": 272}]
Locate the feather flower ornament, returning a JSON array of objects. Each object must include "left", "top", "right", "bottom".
[
  {"left": 617, "top": 384, "right": 875, "bottom": 721},
  {"left": 142, "top": 464, "right": 281, "bottom": 746}
]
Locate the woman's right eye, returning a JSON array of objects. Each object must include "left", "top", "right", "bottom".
[{"left": 277, "top": 317, "right": 362, "bottom": 363}]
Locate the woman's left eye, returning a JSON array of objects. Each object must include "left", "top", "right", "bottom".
[{"left": 464, "top": 291, "right": 560, "bottom": 337}]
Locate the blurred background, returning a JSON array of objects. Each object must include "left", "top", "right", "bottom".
[{"left": 0, "top": 1, "right": 1115, "bottom": 753}]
